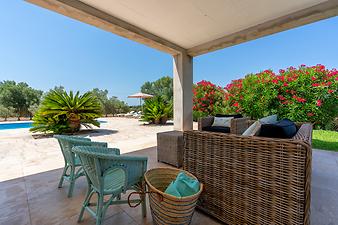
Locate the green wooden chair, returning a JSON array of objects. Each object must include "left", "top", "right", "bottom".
[
  {"left": 54, "top": 135, "right": 108, "bottom": 197},
  {"left": 72, "top": 146, "right": 148, "bottom": 225}
]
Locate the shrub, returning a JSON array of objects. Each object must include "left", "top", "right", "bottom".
[
  {"left": 0, "top": 105, "right": 15, "bottom": 121},
  {"left": 225, "top": 71, "right": 280, "bottom": 118},
  {"left": 193, "top": 80, "right": 226, "bottom": 120},
  {"left": 225, "top": 65, "right": 338, "bottom": 129},
  {"left": 0, "top": 80, "right": 43, "bottom": 120},
  {"left": 141, "top": 76, "right": 173, "bottom": 102},
  {"left": 141, "top": 96, "right": 172, "bottom": 124},
  {"left": 30, "top": 90, "right": 102, "bottom": 133}
]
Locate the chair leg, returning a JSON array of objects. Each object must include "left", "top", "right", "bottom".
[
  {"left": 78, "top": 187, "right": 94, "bottom": 222},
  {"left": 58, "top": 165, "right": 68, "bottom": 188},
  {"left": 141, "top": 191, "right": 147, "bottom": 217},
  {"left": 101, "top": 194, "right": 115, "bottom": 222},
  {"left": 67, "top": 166, "right": 76, "bottom": 198},
  {"left": 96, "top": 193, "right": 104, "bottom": 225},
  {"left": 117, "top": 193, "right": 121, "bottom": 200}
]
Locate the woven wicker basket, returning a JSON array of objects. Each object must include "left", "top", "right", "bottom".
[{"left": 144, "top": 168, "right": 203, "bottom": 225}]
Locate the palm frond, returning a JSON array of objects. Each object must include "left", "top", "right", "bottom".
[{"left": 31, "top": 90, "right": 102, "bottom": 134}]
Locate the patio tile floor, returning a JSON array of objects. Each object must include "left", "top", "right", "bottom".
[{"left": 0, "top": 147, "right": 337, "bottom": 225}]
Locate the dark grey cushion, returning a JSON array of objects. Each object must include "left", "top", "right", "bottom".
[
  {"left": 203, "top": 126, "right": 230, "bottom": 133},
  {"left": 259, "top": 119, "right": 297, "bottom": 138},
  {"left": 215, "top": 114, "right": 242, "bottom": 118}
]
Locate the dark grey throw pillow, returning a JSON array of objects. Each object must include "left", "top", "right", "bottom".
[
  {"left": 259, "top": 119, "right": 297, "bottom": 138},
  {"left": 215, "top": 114, "right": 242, "bottom": 118}
]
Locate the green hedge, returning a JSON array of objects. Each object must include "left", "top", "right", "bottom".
[{"left": 193, "top": 65, "right": 338, "bottom": 129}]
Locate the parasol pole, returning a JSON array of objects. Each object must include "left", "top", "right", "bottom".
[{"left": 140, "top": 97, "right": 142, "bottom": 111}]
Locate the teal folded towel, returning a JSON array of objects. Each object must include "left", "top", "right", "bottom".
[{"left": 164, "top": 172, "right": 200, "bottom": 197}]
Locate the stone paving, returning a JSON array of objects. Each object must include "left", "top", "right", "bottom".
[{"left": 0, "top": 118, "right": 337, "bottom": 225}]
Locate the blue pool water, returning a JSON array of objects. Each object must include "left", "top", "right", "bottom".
[
  {"left": 0, "top": 122, "right": 33, "bottom": 130},
  {"left": 0, "top": 120, "right": 107, "bottom": 130}
]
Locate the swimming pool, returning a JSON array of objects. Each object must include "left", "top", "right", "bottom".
[
  {"left": 0, "top": 120, "right": 107, "bottom": 130},
  {"left": 0, "top": 122, "right": 33, "bottom": 130}
]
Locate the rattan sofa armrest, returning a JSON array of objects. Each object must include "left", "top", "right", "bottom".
[
  {"left": 183, "top": 130, "right": 312, "bottom": 225},
  {"left": 292, "top": 123, "right": 313, "bottom": 146},
  {"left": 230, "top": 117, "right": 249, "bottom": 134},
  {"left": 198, "top": 116, "right": 214, "bottom": 131}
]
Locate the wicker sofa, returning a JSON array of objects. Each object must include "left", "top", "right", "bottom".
[
  {"left": 183, "top": 123, "right": 312, "bottom": 225},
  {"left": 198, "top": 116, "right": 248, "bottom": 135}
]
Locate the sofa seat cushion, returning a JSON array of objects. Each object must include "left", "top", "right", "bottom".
[
  {"left": 259, "top": 119, "right": 297, "bottom": 138},
  {"left": 203, "top": 126, "right": 230, "bottom": 133}
]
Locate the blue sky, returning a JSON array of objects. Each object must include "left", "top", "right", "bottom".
[{"left": 1, "top": 1, "right": 338, "bottom": 105}]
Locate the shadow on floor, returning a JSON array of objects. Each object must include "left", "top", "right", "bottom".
[
  {"left": 0, "top": 147, "right": 189, "bottom": 225},
  {"left": 1, "top": 148, "right": 338, "bottom": 224},
  {"left": 81, "top": 129, "right": 118, "bottom": 137},
  {"left": 141, "top": 122, "right": 174, "bottom": 127},
  {"left": 31, "top": 129, "right": 119, "bottom": 139}
]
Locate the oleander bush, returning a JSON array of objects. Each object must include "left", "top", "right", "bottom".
[
  {"left": 192, "top": 80, "right": 227, "bottom": 121},
  {"left": 224, "top": 64, "right": 338, "bottom": 129}
]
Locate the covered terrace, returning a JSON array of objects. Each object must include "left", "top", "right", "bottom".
[{"left": 1, "top": 0, "right": 338, "bottom": 224}]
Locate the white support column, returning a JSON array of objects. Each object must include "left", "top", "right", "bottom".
[{"left": 173, "top": 53, "right": 193, "bottom": 131}]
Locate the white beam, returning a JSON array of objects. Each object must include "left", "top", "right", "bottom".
[
  {"left": 26, "top": 0, "right": 186, "bottom": 55},
  {"left": 188, "top": 0, "right": 338, "bottom": 56},
  {"left": 173, "top": 53, "right": 193, "bottom": 131},
  {"left": 27, "top": 0, "right": 338, "bottom": 57}
]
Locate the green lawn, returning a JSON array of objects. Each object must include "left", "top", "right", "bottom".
[{"left": 312, "top": 130, "right": 338, "bottom": 152}]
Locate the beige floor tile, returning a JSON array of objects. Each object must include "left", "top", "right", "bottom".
[
  {"left": 2, "top": 118, "right": 337, "bottom": 224},
  {"left": 24, "top": 168, "right": 86, "bottom": 200},
  {"left": 0, "top": 178, "right": 30, "bottom": 225},
  {"left": 0, "top": 211, "right": 30, "bottom": 225}
]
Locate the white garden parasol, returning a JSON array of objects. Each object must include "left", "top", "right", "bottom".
[{"left": 128, "top": 92, "right": 153, "bottom": 109}]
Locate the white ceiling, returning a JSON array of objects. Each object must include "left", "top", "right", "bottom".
[{"left": 79, "top": 0, "right": 327, "bottom": 49}]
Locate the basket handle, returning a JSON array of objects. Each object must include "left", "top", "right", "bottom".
[{"left": 127, "top": 191, "right": 163, "bottom": 208}]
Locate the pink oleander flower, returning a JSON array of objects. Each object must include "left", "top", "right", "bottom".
[{"left": 278, "top": 95, "right": 286, "bottom": 101}]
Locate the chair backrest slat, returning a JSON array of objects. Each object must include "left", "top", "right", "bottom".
[
  {"left": 73, "top": 146, "right": 147, "bottom": 192},
  {"left": 54, "top": 135, "right": 107, "bottom": 166}
]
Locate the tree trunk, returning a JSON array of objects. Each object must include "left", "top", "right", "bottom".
[
  {"left": 160, "top": 117, "right": 168, "bottom": 125},
  {"left": 69, "top": 115, "right": 81, "bottom": 133}
]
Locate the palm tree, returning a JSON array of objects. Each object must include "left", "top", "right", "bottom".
[
  {"left": 30, "top": 90, "right": 102, "bottom": 133},
  {"left": 141, "top": 96, "right": 172, "bottom": 124}
]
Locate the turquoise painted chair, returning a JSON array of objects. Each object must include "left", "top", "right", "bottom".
[
  {"left": 54, "top": 135, "right": 108, "bottom": 197},
  {"left": 72, "top": 146, "right": 148, "bottom": 225}
]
